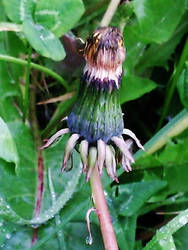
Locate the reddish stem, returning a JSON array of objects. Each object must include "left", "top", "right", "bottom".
[
  {"left": 90, "top": 167, "right": 118, "bottom": 250},
  {"left": 34, "top": 154, "right": 44, "bottom": 217},
  {"left": 31, "top": 153, "right": 44, "bottom": 245},
  {"left": 30, "top": 77, "right": 44, "bottom": 245}
]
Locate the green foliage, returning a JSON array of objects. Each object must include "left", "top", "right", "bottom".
[
  {"left": 177, "top": 64, "right": 188, "bottom": 111},
  {"left": 132, "top": 0, "right": 187, "bottom": 44},
  {"left": 23, "top": 19, "right": 65, "bottom": 61},
  {"left": 0, "top": 0, "right": 188, "bottom": 249},
  {"left": 120, "top": 74, "right": 157, "bottom": 103}
]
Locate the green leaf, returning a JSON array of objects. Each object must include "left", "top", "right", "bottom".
[
  {"left": 35, "top": 0, "right": 85, "bottom": 37},
  {"left": 164, "top": 164, "right": 188, "bottom": 193},
  {"left": 2, "top": 0, "right": 34, "bottom": 23},
  {"left": 123, "top": 215, "right": 137, "bottom": 250},
  {"left": 174, "top": 224, "right": 188, "bottom": 250},
  {"left": 116, "top": 180, "right": 166, "bottom": 216},
  {"left": 132, "top": 0, "right": 187, "bottom": 43},
  {"left": 0, "top": 117, "right": 18, "bottom": 166},
  {"left": 120, "top": 74, "right": 157, "bottom": 104},
  {"left": 136, "top": 12, "right": 188, "bottom": 73},
  {"left": 158, "top": 138, "right": 188, "bottom": 166},
  {"left": 0, "top": 220, "right": 20, "bottom": 247},
  {"left": 3, "top": 227, "right": 32, "bottom": 249},
  {"left": 64, "top": 222, "right": 103, "bottom": 250},
  {"left": 2, "top": 0, "right": 26, "bottom": 23},
  {"left": 0, "top": 121, "right": 37, "bottom": 219},
  {"left": 0, "top": 34, "right": 22, "bottom": 121},
  {"left": 123, "top": 24, "right": 146, "bottom": 73},
  {"left": 23, "top": 19, "right": 65, "bottom": 61},
  {"left": 144, "top": 208, "right": 188, "bottom": 249},
  {"left": 0, "top": 196, "right": 27, "bottom": 225},
  {"left": 145, "top": 233, "right": 176, "bottom": 250},
  {"left": 106, "top": 194, "right": 130, "bottom": 250},
  {"left": 177, "top": 66, "right": 188, "bottom": 111},
  {"left": 134, "top": 109, "right": 188, "bottom": 161}
]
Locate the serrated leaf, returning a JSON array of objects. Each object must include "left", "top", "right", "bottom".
[
  {"left": 31, "top": 136, "right": 82, "bottom": 225},
  {"left": 23, "top": 19, "right": 65, "bottom": 61},
  {"left": 133, "top": 0, "right": 186, "bottom": 44},
  {"left": 177, "top": 66, "right": 188, "bottom": 111},
  {"left": 120, "top": 74, "right": 157, "bottom": 104},
  {"left": 35, "top": 0, "right": 85, "bottom": 37}
]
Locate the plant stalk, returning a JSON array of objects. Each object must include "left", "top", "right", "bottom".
[
  {"left": 90, "top": 167, "right": 118, "bottom": 250},
  {"left": 30, "top": 73, "right": 44, "bottom": 245},
  {"left": 0, "top": 54, "right": 69, "bottom": 91},
  {"left": 100, "top": 0, "right": 121, "bottom": 27},
  {"left": 88, "top": 2, "right": 121, "bottom": 249}
]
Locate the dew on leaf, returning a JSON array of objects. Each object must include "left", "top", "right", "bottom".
[{"left": 6, "top": 233, "right": 11, "bottom": 239}]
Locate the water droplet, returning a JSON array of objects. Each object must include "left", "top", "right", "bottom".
[
  {"left": 104, "top": 191, "right": 108, "bottom": 196},
  {"left": 10, "top": 79, "right": 15, "bottom": 84},
  {"left": 86, "top": 236, "right": 93, "bottom": 245},
  {"left": 0, "top": 221, "right": 3, "bottom": 227},
  {"left": 159, "top": 239, "right": 166, "bottom": 247},
  {"left": 179, "top": 216, "right": 187, "bottom": 226},
  {"left": 6, "top": 233, "right": 11, "bottom": 239}
]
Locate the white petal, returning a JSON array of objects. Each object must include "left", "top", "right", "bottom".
[
  {"left": 62, "top": 134, "right": 80, "bottom": 171},
  {"left": 110, "top": 146, "right": 118, "bottom": 183},
  {"left": 105, "top": 145, "right": 118, "bottom": 181},
  {"left": 111, "top": 136, "right": 134, "bottom": 163},
  {"left": 121, "top": 155, "right": 132, "bottom": 172},
  {"left": 97, "top": 139, "right": 106, "bottom": 175},
  {"left": 40, "top": 128, "right": 69, "bottom": 149},
  {"left": 61, "top": 116, "right": 68, "bottom": 122},
  {"left": 123, "top": 129, "right": 145, "bottom": 150},
  {"left": 86, "top": 147, "right": 97, "bottom": 181},
  {"left": 79, "top": 140, "right": 89, "bottom": 172}
]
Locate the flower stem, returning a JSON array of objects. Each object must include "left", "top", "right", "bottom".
[
  {"left": 90, "top": 167, "right": 118, "bottom": 250},
  {"left": 100, "top": 0, "right": 121, "bottom": 27}
]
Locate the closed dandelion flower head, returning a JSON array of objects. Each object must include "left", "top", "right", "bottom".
[{"left": 41, "top": 27, "right": 144, "bottom": 182}]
